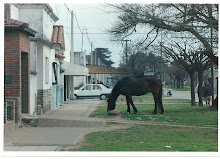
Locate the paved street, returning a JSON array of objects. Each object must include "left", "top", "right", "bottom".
[
  {"left": 163, "top": 87, "right": 216, "bottom": 103},
  {"left": 4, "top": 99, "right": 105, "bottom": 151},
  {"left": 163, "top": 88, "right": 193, "bottom": 100}
]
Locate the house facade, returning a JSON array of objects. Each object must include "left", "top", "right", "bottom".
[
  {"left": 4, "top": 3, "right": 90, "bottom": 126},
  {"left": 4, "top": 18, "right": 36, "bottom": 125},
  {"left": 5, "top": 3, "right": 66, "bottom": 116}
]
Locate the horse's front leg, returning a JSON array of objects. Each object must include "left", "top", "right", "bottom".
[
  {"left": 126, "top": 96, "right": 138, "bottom": 114},
  {"left": 126, "top": 96, "right": 131, "bottom": 113},
  {"left": 152, "top": 92, "right": 158, "bottom": 114}
]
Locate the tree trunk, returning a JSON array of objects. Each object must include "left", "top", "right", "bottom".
[
  {"left": 198, "top": 70, "right": 204, "bottom": 106},
  {"left": 173, "top": 80, "right": 176, "bottom": 88},
  {"left": 181, "top": 80, "right": 184, "bottom": 89},
  {"left": 210, "top": 77, "right": 218, "bottom": 110},
  {"left": 177, "top": 80, "right": 180, "bottom": 88},
  {"left": 190, "top": 73, "right": 196, "bottom": 106}
]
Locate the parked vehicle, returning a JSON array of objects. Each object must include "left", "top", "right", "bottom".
[{"left": 74, "top": 84, "right": 112, "bottom": 100}]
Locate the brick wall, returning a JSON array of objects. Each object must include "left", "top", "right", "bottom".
[{"left": 4, "top": 30, "right": 30, "bottom": 122}]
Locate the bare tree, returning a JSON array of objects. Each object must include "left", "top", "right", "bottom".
[
  {"left": 109, "top": 3, "right": 217, "bottom": 107},
  {"left": 108, "top": 4, "right": 218, "bottom": 65},
  {"left": 167, "top": 65, "right": 188, "bottom": 89},
  {"left": 119, "top": 41, "right": 167, "bottom": 77},
  {"left": 162, "top": 41, "right": 211, "bottom": 106}
]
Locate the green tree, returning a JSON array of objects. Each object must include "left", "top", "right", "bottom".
[{"left": 94, "top": 48, "right": 114, "bottom": 67}]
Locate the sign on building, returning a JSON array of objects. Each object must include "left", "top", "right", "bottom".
[{"left": 144, "top": 67, "right": 154, "bottom": 76}]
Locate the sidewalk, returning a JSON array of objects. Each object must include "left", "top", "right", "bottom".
[{"left": 4, "top": 99, "right": 105, "bottom": 151}]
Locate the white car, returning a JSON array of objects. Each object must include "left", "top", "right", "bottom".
[{"left": 74, "top": 84, "right": 112, "bottom": 100}]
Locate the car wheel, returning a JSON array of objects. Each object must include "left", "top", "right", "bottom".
[
  {"left": 100, "top": 94, "right": 106, "bottom": 100},
  {"left": 73, "top": 94, "right": 78, "bottom": 100}
]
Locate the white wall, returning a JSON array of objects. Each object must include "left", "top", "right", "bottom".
[
  {"left": 43, "top": 10, "right": 54, "bottom": 41},
  {"left": 10, "top": 5, "right": 19, "bottom": 20},
  {"left": 44, "top": 45, "right": 56, "bottom": 90},
  {"left": 37, "top": 42, "right": 43, "bottom": 89},
  {"left": 74, "top": 52, "right": 86, "bottom": 66},
  {"left": 19, "top": 9, "right": 43, "bottom": 38},
  {"left": 74, "top": 76, "right": 86, "bottom": 88},
  {"left": 29, "top": 41, "right": 38, "bottom": 115},
  {"left": 63, "top": 32, "right": 71, "bottom": 63}
]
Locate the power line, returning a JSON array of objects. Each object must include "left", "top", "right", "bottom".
[
  {"left": 64, "top": 3, "right": 82, "bottom": 34},
  {"left": 86, "top": 30, "right": 91, "bottom": 45},
  {"left": 74, "top": 14, "right": 82, "bottom": 34},
  {"left": 64, "top": 3, "right": 71, "bottom": 14}
]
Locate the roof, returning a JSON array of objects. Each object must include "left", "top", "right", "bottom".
[
  {"left": 4, "top": 18, "right": 37, "bottom": 37},
  {"left": 86, "top": 65, "right": 131, "bottom": 74},
  {"left": 63, "top": 61, "right": 89, "bottom": 76},
  {"left": 51, "top": 25, "right": 65, "bottom": 50}
]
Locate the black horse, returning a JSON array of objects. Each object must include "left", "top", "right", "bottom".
[{"left": 107, "top": 77, "right": 164, "bottom": 114}]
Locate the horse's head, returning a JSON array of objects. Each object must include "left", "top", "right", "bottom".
[{"left": 107, "top": 96, "right": 116, "bottom": 112}]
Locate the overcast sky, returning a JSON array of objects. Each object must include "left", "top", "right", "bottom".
[{"left": 49, "top": 3, "right": 123, "bottom": 67}]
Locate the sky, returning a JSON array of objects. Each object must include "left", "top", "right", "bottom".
[{"left": 49, "top": 3, "right": 123, "bottom": 67}]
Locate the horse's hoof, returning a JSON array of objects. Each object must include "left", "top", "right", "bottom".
[
  {"left": 124, "top": 112, "right": 130, "bottom": 116},
  {"left": 134, "top": 111, "right": 138, "bottom": 114}
]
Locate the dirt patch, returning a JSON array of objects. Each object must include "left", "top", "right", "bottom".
[{"left": 57, "top": 120, "right": 133, "bottom": 151}]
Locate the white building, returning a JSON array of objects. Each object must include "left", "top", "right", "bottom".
[
  {"left": 7, "top": 3, "right": 90, "bottom": 114},
  {"left": 74, "top": 52, "right": 88, "bottom": 89},
  {"left": 7, "top": 4, "right": 67, "bottom": 115}
]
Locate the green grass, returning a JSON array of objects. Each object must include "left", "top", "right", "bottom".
[
  {"left": 70, "top": 125, "right": 217, "bottom": 151},
  {"left": 62, "top": 96, "right": 218, "bottom": 152},
  {"left": 117, "top": 94, "right": 191, "bottom": 103},
  {"left": 90, "top": 103, "right": 217, "bottom": 127}
]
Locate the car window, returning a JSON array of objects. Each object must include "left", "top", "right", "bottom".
[
  {"left": 82, "top": 85, "right": 91, "bottom": 91},
  {"left": 93, "top": 85, "right": 101, "bottom": 90}
]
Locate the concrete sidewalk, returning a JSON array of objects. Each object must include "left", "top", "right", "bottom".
[{"left": 4, "top": 99, "right": 106, "bottom": 151}]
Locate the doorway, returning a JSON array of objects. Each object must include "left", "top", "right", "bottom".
[{"left": 21, "top": 52, "right": 29, "bottom": 113}]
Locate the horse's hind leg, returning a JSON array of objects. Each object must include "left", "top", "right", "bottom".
[
  {"left": 153, "top": 100, "right": 158, "bottom": 114},
  {"left": 159, "top": 99, "right": 164, "bottom": 114},
  {"left": 126, "top": 96, "right": 138, "bottom": 114},
  {"left": 152, "top": 92, "right": 158, "bottom": 114}
]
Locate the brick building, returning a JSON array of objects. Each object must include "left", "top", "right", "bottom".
[{"left": 4, "top": 18, "right": 36, "bottom": 125}]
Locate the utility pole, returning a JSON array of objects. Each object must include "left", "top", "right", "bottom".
[
  {"left": 69, "top": 10, "right": 74, "bottom": 100},
  {"left": 211, "top": 26, "right": 214, "bottom": 104},
  {"left": 81, "top": 29, "right": 87, "bottom": 53},
  {"left": 160, "top": 30, "right": 163, "bottom": 81},
  {"left": 80, "top": 29, "right": 87, "bottom": 65},
  {"left": 111, "top": 39, "right": 130, "bottom": 64},
  {"left": 210, "top": 10, "right": 215, "bottom": 105},
  {"left": 70, "top": 10, "right": 74, "bottom": 63},
  {"left": 124, "top": 40, "right": 129, "bottom": 64},
  {"left": 91, "top": 42, "right": 93, "bottom": 65},
  {"left": 95, "top": 49, "right": 97, "bottom": 65}
]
